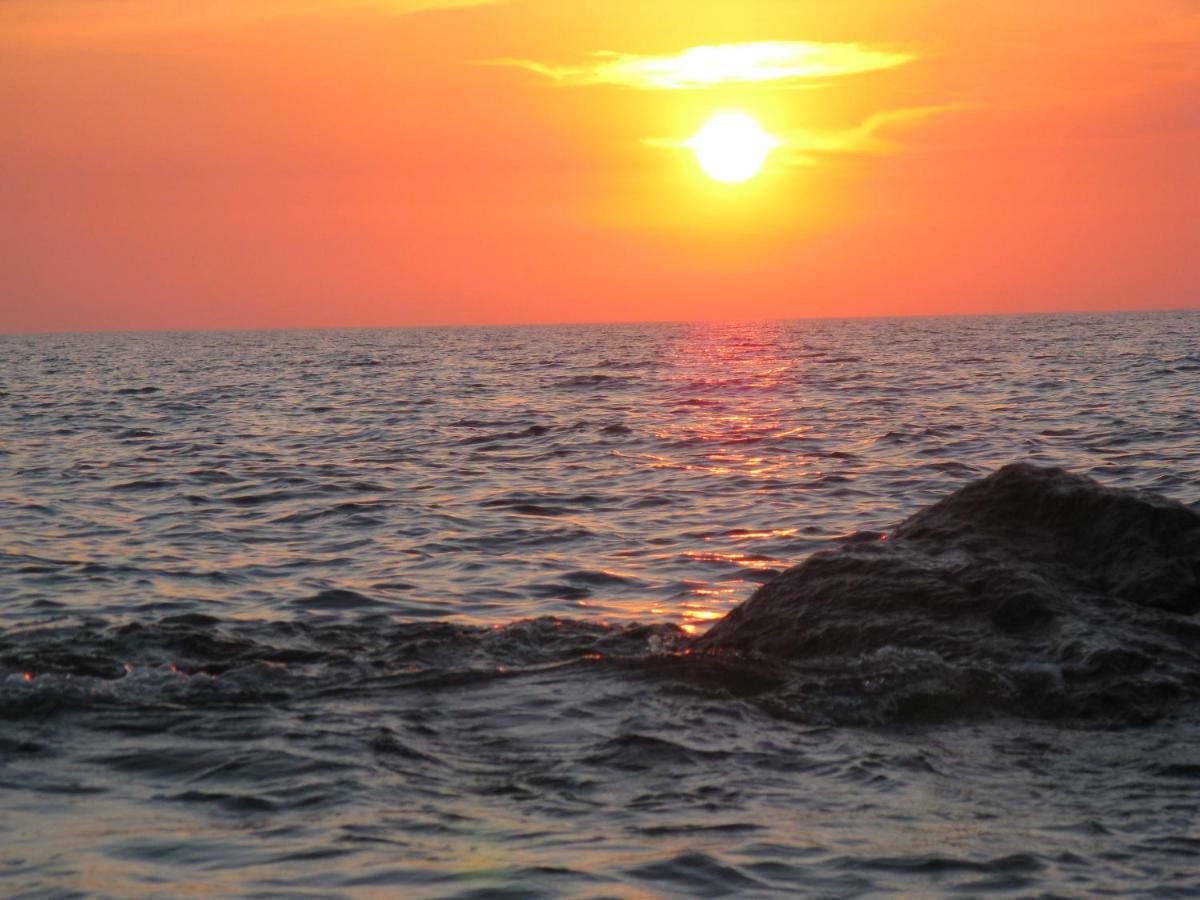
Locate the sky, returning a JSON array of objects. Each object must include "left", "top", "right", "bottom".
[{"left": 2, "top": 0, "right": 1198, "bottom": 331}]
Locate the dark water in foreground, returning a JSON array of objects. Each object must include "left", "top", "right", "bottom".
[{"left": 3, "top": 312, "right": 1200, "bottom": 896}]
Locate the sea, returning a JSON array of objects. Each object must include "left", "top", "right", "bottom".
[{"left": 2, "top": 311, "right": 1199, "bottom": 897}]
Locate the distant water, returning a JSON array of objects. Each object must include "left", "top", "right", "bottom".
[{"left": 3, "top": 312, "right": 1200, "bottom": 897}]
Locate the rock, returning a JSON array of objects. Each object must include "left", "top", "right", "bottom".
[{"left": 696, "top": 463, "right": 1200, "bottom": 722}]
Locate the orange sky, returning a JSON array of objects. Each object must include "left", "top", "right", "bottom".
[{"left": 3, "top": 0, "right": 1198, "bottom": 331}]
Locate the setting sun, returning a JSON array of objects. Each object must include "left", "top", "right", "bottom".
[{"left": 685, "top": 111, "right": 782, "bottom": 184}]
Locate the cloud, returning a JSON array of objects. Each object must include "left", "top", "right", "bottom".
[
  {"left": 779, "top": 104, "right": 964, "bottom": 163},
  {"left": 381, "top": 0, "right": 505, "bottom": 13},
  {"left": 487, "top": 41, "right": 915, "bottom": 90},
  {"left": 648, "top": 104, "right": 964, "bottom": 164},
  {"left": 1, "top": 0, "right": 506, "bottom": 42}
]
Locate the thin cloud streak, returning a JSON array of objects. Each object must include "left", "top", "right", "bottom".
[
  {"left": 0, "top": 0, "right": 506, "bottom": 42},
  {"left": 779, "top": 104, "right": 967, "bottom": 164},
  {"left": 647, "top": 104, "right": 964, "bottom": 164},
  {"left": 487, "top": 41, "right": 915, "bottom": 90}
]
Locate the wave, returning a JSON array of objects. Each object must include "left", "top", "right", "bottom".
[
  {"left": 4, "top": 463, "right": 1198, "bottom": 726},
  {"left": 552, "top": 374, "right": 636, "bottom": 389},
  {"left": 0, "top": 617, "right": 685, "bottom": 718}
]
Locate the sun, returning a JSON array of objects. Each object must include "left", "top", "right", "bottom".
[{"left": 685, "top": 111, "right": 782, "bottom": 184}]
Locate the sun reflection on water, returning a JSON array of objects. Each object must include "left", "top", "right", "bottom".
[
  {"left": 722, "top": 528, "right": 800, "bottom": 541},
  {"left": 624, "top": 321, "right": 813, "bottom": 633},
  {"left": 683, "top": 550, "right": 783, "bottom": 570}
]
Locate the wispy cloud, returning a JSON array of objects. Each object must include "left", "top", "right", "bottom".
[
  {"left": 380, "top": 0, "right": 505, "bottom": 14},
  {"left": 488, "top": 41, "right": 915, "bottom": 90},
  {"left": 1, "top": 0, "right": 506, "bottom": 42},
  {"left": 779, "top": 104, "right": 964, "bottom": 163},
  {"left": 648, "top": 104, "right": 964, "bottom": 164}
]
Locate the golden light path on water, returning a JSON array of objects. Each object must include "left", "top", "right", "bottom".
[{"left": 581, "top": 322, "right": 814, "bottom": 634}]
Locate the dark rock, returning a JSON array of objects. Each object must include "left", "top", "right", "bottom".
[{"left": 696, "top": 463, "right": 1200, "bottom": 723}]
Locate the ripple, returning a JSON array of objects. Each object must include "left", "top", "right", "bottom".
[{"left": 3, "top": 313, "right": 1200, "bottom": 897}]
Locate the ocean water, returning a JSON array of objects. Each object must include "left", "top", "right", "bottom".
[{"left": 2, "top": 311, "right": 1200, "bottom": 897}]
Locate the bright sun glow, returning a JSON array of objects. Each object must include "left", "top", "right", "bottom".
[{"left": 685, "top": 112, "right": 782, "bottom": 184}]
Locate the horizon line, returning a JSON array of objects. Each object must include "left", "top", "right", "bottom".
[{"left": 2, "top": 304, "right": 1198, "bottom": 338}]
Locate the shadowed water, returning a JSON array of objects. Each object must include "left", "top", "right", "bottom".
[{"left": 2, "top": 312, "right": 1200, "bottom": 896}]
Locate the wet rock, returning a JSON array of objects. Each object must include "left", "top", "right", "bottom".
[{"left": 697, "top": 463, "right": 1200, "bottom": 722}]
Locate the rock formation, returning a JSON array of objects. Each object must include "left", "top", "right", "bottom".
[{"left": 697, "top": 463, "right": 1200, "bottom": 722}]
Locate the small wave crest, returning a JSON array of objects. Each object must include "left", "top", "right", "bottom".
[{"left": 0, "top": 616, "right": 687, "bottom": 718}]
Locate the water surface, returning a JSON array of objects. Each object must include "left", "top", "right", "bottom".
[{"left": 2, "top": 312, "right": 1199, "bottom": 896}]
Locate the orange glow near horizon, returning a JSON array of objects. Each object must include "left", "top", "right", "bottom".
[{"left": 1, "top": 0, "right": 1198, "bottom": 332}]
